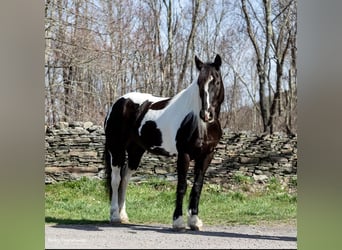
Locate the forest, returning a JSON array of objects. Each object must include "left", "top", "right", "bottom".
[{"left": 45, "top": 0, "right": 297, "bottom": 134}]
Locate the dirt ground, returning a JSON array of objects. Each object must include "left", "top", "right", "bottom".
[{"left": 45, "top": 221, "right": 297, "bottom": 249}]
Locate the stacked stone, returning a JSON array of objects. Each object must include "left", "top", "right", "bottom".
[
  {"left": 205, "top": 131, "right": 297, "bottom": 187},
  {"left": 45, "top": 121, "right": 105, "bottom": 183},
  {"left": 45, "top": 122, "right": 297, "bottom": 187}
]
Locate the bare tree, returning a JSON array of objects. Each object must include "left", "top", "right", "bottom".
[
  {"left": 177, "top": 0, "right": 201, "bottom": 92},
  {"left": 45, "top": 0, "right": 297, "bottom": 133},
  {"left": 240, "top": 0, "right": 296, "bottom": 134}
]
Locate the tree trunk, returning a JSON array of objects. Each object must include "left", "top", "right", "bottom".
[
  {"left": 177, "top": 0, "right": 200, "bottom": 92},
  {"left": 63, "top": 65, "right": 73, "bottom": 122},
  {"left": 241, "top": 0, "right": 270, "bottom": 133},
  {"left": 162, "top": 0, "right": 174, "bottom": 96}
]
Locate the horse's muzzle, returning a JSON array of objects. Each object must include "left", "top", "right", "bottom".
[{"left": 200, "top": 109, "right": 214, "bottom": 123}]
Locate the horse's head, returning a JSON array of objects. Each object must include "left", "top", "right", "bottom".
[{"left": 195, "top": 54, "right": 224, "bottom": 123}]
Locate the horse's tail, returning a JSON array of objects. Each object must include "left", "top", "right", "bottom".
[{"left": 103, "top": 140, "right": 112, "bottom": 200}]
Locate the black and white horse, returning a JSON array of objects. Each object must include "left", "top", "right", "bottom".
[{"left": 104, "top": 54, "right": 224, "bottom": 230}]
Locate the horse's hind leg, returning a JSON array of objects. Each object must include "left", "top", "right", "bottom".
[
  {"left": 105, "top": 97, "right": 137, "bottom": 223},
  {"left": 117, "top": 165, "right": 132, "bottom": 223},
  {"left": 108, "top": 149, "right": 126, "bottom": 223},
  {"left": 117, "top": 143, "right": 145, "bottom": 223}
]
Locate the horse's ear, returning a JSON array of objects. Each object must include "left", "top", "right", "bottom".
[
  {"left": 214, "top": 54, "right": 222, "bottom": 70},
  {"left": 195, "top": 55, "right": 203, "bottom": 70}
]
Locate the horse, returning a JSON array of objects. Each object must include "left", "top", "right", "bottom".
[{"left": 103, "top": 54, "right": 224, "bottom": 231}]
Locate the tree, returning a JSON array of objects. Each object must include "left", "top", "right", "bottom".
[
  {"left": 45, "top": 0, "right": 297, "bottom": 133},
  {"left": 177, "top": 0, "right": 200, "bottom": 92},
  {"left": 241, "top": 0, "right": 296, "bottom": 134}
]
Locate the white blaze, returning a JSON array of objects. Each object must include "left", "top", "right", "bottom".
[{"left": 204, "top": 75, "right": 213, "bottom": 110}]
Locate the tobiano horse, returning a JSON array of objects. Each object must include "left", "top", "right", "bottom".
[{"left": 104, "top": 54, "right": 224, "bottom": 230}]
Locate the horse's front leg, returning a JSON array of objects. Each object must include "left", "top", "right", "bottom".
[
  {"left": 188, "top": 152, "right": 214, "bottom": 231},
  {"left": 172, "top": 153, "right": 190, "bottom": 230}
]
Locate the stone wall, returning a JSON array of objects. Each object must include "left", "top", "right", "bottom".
[{"left": 45, "top": 121, "right": 297, "bottom": 188}]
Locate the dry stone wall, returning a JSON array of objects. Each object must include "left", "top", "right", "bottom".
[{"left": 45, "top": 121, "right": 297, "bottom": 188}]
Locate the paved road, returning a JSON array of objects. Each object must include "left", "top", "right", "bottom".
[{"left": 45, "top": 222, "right": 296, "bottom": 249}]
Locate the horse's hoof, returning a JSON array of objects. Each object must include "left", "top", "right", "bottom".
[
  {"left": 110, "top": 217, "right": 122, "bottom": 224},
  {"left": 189, "top": 225, "right": 202, "bottom": 231},
  {"left": 172, "top": 216, "right": 186, "bottom": 231},
  {"left": 110, "top": 221, "right": 121, "bottom": 225},
  {"left": 188, "top": 215, "right": 203, "bottom": 231},
  {"left": 172, "top": 227, "right": 186, "bottom": 232},
  {"left": 120, "top": 218, "right": 130, "bottom": 224}
]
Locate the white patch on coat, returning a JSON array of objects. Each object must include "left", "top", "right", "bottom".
[
  {"left": 104, "top": 93, "right": 168, "bottom": 129},
  {"left": 122, "top": 92, "right": 168, "bottom": 105},
  {"left": 138, "top": 81, "right": 203, "bottom": 155}
]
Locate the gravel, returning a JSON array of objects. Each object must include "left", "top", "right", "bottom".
[{"left": 45, "top": 222, "right": 297, "bottom": 249}]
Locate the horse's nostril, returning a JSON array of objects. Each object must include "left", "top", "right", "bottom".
[{"left": 199, "top": 110, "right": 213, "bottom": 122}]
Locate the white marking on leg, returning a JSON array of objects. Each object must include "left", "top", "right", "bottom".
[
  {"left": 119, "top": 201, "right": 128, "bottom": 223},
  {"left": 188, "top": 210, "right": 203, "bottom": 231},
  {"left": 110, "top": 166, "right": 121, "bottom": 223},
  {"left": 172, "top": 216, "right": 185, "bottom": 230},
  {"left": 118, "top": 168, "right": 134, "bottom": 223}
]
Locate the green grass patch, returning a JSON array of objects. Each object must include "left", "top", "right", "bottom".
[{"left": 45, "top": 176, "right": 296, "bottom": 225}]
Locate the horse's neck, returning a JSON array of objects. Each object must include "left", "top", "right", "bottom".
[
  {"left": 160, "top": 81, "right": 205, "bottom": 137},
  {"left": 167, "top": 81, "right": 201, "bottom": 114}
]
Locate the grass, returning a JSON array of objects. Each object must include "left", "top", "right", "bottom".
[{"left": 45, "top": 176, "right": 296, "bottom": 226}]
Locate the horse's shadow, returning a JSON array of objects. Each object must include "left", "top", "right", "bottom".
[{"left": 46, "top": 217, "right": 296, "bottom": 242}]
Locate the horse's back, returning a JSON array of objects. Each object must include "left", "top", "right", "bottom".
[
  {"left": 122, "top": 92, "right": 168, "bottom": 105},
  {"left": 104, "top": 92, "right": 168, "bottom": 145}
]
